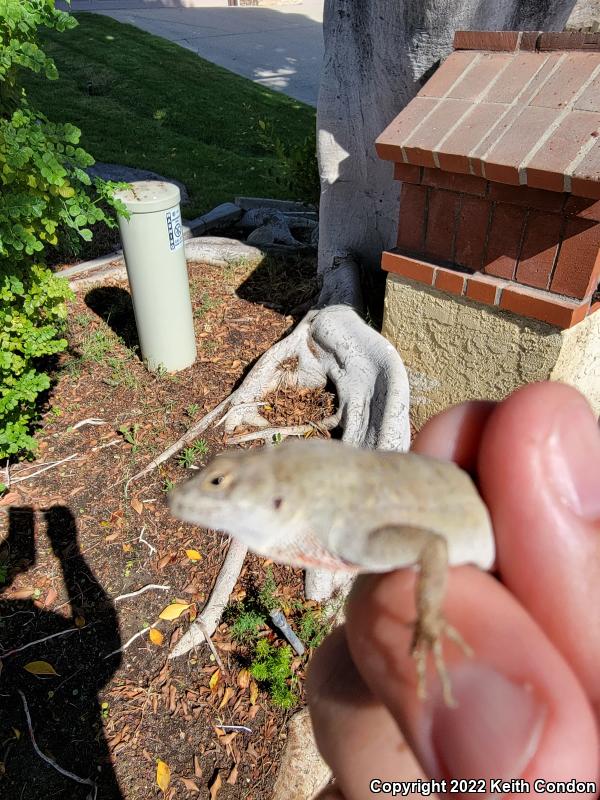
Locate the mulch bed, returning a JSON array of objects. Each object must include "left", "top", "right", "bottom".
[{"left": 0, "top": 253, "right": 330, "bottom": 799}]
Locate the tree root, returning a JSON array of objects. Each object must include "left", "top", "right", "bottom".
[{"left": 129, "top": 250, "right": 409, "bottom": 658}]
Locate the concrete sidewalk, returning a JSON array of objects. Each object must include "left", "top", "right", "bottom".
[{"left": 60, "top": 0, "right": 324, "bottom": 105}]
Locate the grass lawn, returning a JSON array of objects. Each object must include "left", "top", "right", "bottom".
[{"left": 24, "top": 12, "right": 317, "bottom": 219}]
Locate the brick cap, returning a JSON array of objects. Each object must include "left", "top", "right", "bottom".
[
  {"left": 375, "top": 44, "right": 600, "bottom": 198},
  {"left": 382, "top": 250, "right": 595, "bottom": 329},
  {"left": 453, "top": 30, "right": 600, "bottom": 52}
]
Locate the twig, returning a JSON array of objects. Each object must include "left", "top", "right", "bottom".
[
  {"left": 11, "top": 454, "right": 78, "bottom": 485},
  {"left": 197, "top": 620, "right": 226, "bottom": 673},
  {"left": 2, "top": 459, "right": 10, "bottom": 490},
  {"left": 269, "top": 608, "right": 305, "bottom": 656},
  {"left": 19, "top": 690, "right": 97, "bottom": 799},
  {"left": 215, "top": 725, "right": 253, "bottom": 734},
  {"left": 1, "top": 626, "right": 86, "bottom": 659},
  {"left": 114, "top": 584, "right": 169, "bottom": 603},
  {"left": 91, "top": 438, "right": 120, "bottom": 452},
  {"left": 103, "top": 624, "right": 159, "bottom": 659},
  {"left": 71, "top": 418, "right": 107, "bottom": 430},
  {"left": 138, "top": 526, "right": 156, "bottom": 556}
]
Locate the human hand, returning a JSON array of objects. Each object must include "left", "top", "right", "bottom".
[{"left": 307, "top": 382, "right": 600, "bottom": 800}]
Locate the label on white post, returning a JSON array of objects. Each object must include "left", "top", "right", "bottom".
[{"left": 165, "top": 206, "right": 183, "bottom": 251}]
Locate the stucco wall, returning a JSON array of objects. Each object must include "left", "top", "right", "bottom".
[{"left": 382, "top": 274, "right": 599, "bottom": 431}]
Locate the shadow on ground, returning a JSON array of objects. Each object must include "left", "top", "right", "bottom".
[{"left": 0, "top": 507, "right": 123, "bottom": 799}]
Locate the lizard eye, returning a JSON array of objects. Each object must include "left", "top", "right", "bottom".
[{"left": 203, "top": 471, "right": 233, "bottom": 490}]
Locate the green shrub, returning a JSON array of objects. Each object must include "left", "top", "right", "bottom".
[
  {"left": 0, "top": 0, "right": 126, "bottom": 461},
  {"left": 250, "top": 638, "right": 297, "bottom": 709},
  {"left": 257, "top": 117, "right": 320, "bottom": 206}
]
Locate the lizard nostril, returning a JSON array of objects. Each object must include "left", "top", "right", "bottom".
[{"left": 273, "top": 497, "right": 283, "bottom": 510}]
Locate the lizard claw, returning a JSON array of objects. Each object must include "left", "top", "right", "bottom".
[{"left": 410, "top": 615, "right": 472, "bottom": 708}]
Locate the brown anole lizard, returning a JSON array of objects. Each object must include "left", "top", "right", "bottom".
[{"left": 169, "top": 439, "right": 495, "bottom": 705}]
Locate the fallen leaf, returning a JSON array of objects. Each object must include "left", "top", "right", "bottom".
[
  {"left": 159, "top": 603, "right": 190, "bottom": 621},
  {"left": 181, "top": 778, "right": 200, "bottom": 793},
  {"left": 74, "top": 616, "right": 86, "bottom": 628},
  {"left": 149, "top": 628, "right": 164, "bottom": 646},
  {"left": 209, "top": 669, "right": 220, "bottom": 692},
  {"left": 0, "top": 491, "right": 20, "bottom": 507},
  {"left": 104, "top": 531, "right": 121, "bottom": 543},
  {"left": 218, "top": 687, "right": 234, "bottom": 710},
  {"left": 9, "top": 588, "right": 36, "bottom": 600},
  {"left": 157, "top": 553, "right": 175, "bottom": 570},
  {"left": 24, "top": 661, "right": 58, "bottom": 676},
  {"left": 131, "top": 497, "right": 143, "bottom": 515},
  {"left": 209, "top": 772, "right": 222, "bottom": 800},
  {"left": 237, "top": 669, "right": 250, "bottom": 689},
  {"left": 249, "top": 680, "right": 259, "bottom": 706},
  {"left": 43, "top": 587, "right": 58, "bottom": 607},
  {"left": 227, "top": 763, "right": 238, "bottom": 785},
  {"left": 185, "top": 549, "right": 202, "bottom": 562},
  {"left": 156, "top": 759, "right": 171, "bottom": 793},
  {"left": 193, "top": 755, "right": 202, "bottom": 777}
]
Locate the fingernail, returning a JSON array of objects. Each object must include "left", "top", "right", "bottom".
[
  {"left": 548, "top": 396, "right": 600, "bottom": 520},
  {"left": 431, "top": 663, "right": 547, "bottom": 780}
]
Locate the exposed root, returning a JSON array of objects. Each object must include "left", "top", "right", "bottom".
[
  {"left": 226, "top": 422, "right": 331, "bottom": 445},
  {"left": 169, "top": 538, "right": 248, "bottom": 659}
]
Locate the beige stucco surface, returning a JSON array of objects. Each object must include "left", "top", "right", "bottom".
[{"left": 382, "top": 274, "right": 599, "bottom": 431}]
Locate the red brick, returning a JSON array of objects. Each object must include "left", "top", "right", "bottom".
[
  {"left": 375, "top": 97, "right": 438, "bottom": 161},
  {"left": 570, "top": 142, "right": 600, "bottom": 199},
  {"left": 434, "top": 268, "right": 466, "bottom": 295},
  {"left": 421, "top": 168, "right": 487, "bottom": 196},
  {"left": 393, "top": 163, "right": 423, "bottom": 183},
  {"left": 519, "top": 32, "right": 542, "bottom": 51},
  {"left": 483, "top": 53, "right": 545, "bottom": 103},
  {"left": 418, "top": 51, "right": 477, "bottom": 98},
  {"left": 483, "top": 203, "right": 527, "bottom": 279},
  {"left": 381, "top": 251, "right": 436, "bottom": 285},
  {"left": 525, "top": 111, "right": 600, "bottom": 193},
  {"left": 454, "top": 196, "right": 491, "bottom": 269},
  {"left": 397, "top": 184, "right": 427, "bottom": 253},
  {"left": 530, "top": 52, "right": 600, "bottom": 108},
  {"left": 575, "top": 72, "right": 600, "bottom": 112},
  {"left": 563, "top": 195, "right": 600, "bottom": 220},
  {"left": 447, "top": 53, "right": 513, "bottom": 100},
  {"left": 404, "top": 99, "right": 472, "bottom": 166},
  {"left": 436, "top": 104, "right": 505, "bottom": 174},
  {"left": 515, "top": 212, "right": 562, "bottom": 290},
  {"left": 488, "top": 182, "right": 565, "bottom": 212},
  {"left": 500, "top": 286, "right": 590, "bottom": 328},
  {"left": 483, "top": 106, "right": 560, "bottom": 185},
  {"left": 425, "top": 189, "right": 461, "bottom": 262},
  {"left": 453, "top": 31, "right": 520, "bottom": 51},
  {"left": 537, "top": 32, "right": 600, "bottom": 51},
  {"left": 466, "top": 274, "right": 505, "bottom": 304},
  {"left": 551, "top": 218, "right": 600, "bottom": 299}
]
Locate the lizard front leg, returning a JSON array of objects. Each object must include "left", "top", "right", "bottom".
[{"left": 363, "top": 526, "right": 471, "bottom": 707}]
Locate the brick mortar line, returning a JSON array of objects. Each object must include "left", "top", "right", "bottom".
[
  {"left": 433, "top": 53, "right": 515, "bottom": 161},
  {"left": 478, "top": 54, "right": 566, "bottom": 178},
  {"left": 517, "top": 60, "right": 600, "bottom": 186},
  {"left": 563, "top": 126, "right": 600, "bottom": 192},
  {"left": 401, "top": 53, "right": 483, "bottom": 157},
  {"left": 547, "top": 215, "right": 570, "bottom": 290}
]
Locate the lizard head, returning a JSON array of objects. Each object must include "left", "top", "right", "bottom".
[{"left": 167, "top": 448, "right": 297, "bottom": 557}]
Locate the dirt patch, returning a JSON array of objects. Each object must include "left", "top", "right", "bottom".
[{"left": 0, "top": 254, "right": 329, "bottom": 799}]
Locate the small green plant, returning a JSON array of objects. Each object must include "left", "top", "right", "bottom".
[
  {"left": 299, "top": 608, "right": 331, "bottom": 649},
  {"left": 194, "top": 292, "right": 217, "bottom": 319},
  {"left": 178, "top": 438, "right": 209, "bottom": 468},
  {"left": 0, "top": 563, "right": 9, "bottom": 585},
  {"left": 258, "top": 567, "right": 279, "bottom": 612},
  {"left": 186, "top": 403, "right": 200, "bottom": 419},
  {"left": 250, "top": 638, "right": 297, "bottom": 709},
  {"left": 229, "top": 608, "right": 267, "bottom": 644},
  {"left": 162, "top": 478, "right": 175, "bottom": 493},
  {"left": 118, "top": 423, "right": 140, "bottom": 453},
  {"left": 272, "top": 432, "right": 283, "bottom": 445}
]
